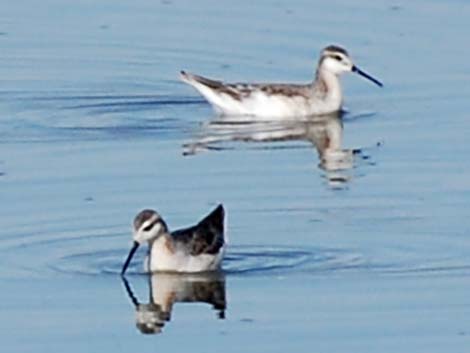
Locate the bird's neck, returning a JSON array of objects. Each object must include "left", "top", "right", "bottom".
[
  {"left": 149, "top": 233, "right": 175, "bottom": 256},
  {"left": 313, "top": 68, "right": 343, "bottom": 106}
]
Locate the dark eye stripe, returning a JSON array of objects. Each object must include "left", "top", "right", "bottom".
[
  {"left": 143, "top": 223, "right": 154, "bottom": 232},
  {"left": 332, "top": 55, "right": 342, "bottom": 61}
]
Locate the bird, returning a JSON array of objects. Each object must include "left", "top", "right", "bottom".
[
  {"left": 180, "top": 45, "right": 382, "bottom": 118},
  {"left": 121, "top": 204, "right": 225, "bottom": 274}
]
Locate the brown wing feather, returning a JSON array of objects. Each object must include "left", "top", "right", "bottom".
[
  {"left": 171, "top": 205, "right": 225, "bottom": 256},
  {"left": 181, "top": 70, "right": 311, "bottom": 101},
  {"left": 181, "top": 71, "right": 226, "bottom": 90}
]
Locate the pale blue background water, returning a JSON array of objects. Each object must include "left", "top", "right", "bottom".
[{"left": 1, "top": 0, "right": 470, "bottom": 352}]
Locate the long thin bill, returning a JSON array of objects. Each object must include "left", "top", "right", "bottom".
[
  {"left": 121, "top": 241, "right": 139, "bottom": 275},
  {"left": 352, "top": 65, "right": 383, "bottom": 87}
]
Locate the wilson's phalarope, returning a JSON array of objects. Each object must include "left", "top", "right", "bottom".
[
  {"left": 180, "top": 45, "right": 382, "bottom": 118},
  {"left": 121, "top": 205, "right": 225, "bottom": 274}
]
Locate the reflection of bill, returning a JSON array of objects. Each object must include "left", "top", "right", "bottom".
[
  {"left": 122, "top": 273, "right": 226, "bottom": 335},
  {"left": 184, "top": 111, "right": 371, "bottom": 186}
]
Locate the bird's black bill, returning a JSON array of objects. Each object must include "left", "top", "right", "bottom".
[
  {"left": 121, "top": 241, "right": 139, "bottom": 275},
  {"left": 352, "top": 66, "right": 383, "bottom": 87}
]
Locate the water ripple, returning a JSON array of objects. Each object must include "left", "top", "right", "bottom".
[
  {"left": 1, "top": 227, "right": 469, "bottom": 279},
  {"left": 0, "top": 226, "right": 368, "bottom": 277},
  {"left": 0, "top": 93, "right": 206, "bottom": 143}
]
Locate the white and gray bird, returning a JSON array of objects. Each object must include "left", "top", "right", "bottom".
[
  {"left": 121, "top": 205, "right": 225, "bottom": 274},
  {"left": 180, "top": 45, "right": 382, "bottom": 118}
]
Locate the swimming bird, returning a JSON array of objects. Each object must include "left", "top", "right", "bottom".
[
  {"left": 180, "top": 45, "right": 382, "bottom": 118},
  {"left": 121, "top": 204, "right": 225, "bottom": 274}
]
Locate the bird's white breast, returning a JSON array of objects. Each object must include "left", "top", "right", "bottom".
[{"left": 148, "top": 236, "right": 225, "bottom": 273}]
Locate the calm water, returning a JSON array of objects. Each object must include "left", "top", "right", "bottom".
[{"left": 1, "top": 0, "right": 470, "bottom": 352}]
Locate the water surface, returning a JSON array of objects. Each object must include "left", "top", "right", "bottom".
[{"left": 1, "top": 0, "right": 470, "bottom": 352}]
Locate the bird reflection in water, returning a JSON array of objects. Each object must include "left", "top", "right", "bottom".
[
  {"left": 184, "top": 111, "right": 373, "bottom": 186},
  {"left": 121, "top": 272, "right": 226, "bottom": 334}
]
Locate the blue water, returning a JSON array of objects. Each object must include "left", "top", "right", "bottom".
[{"left": 1, "top": 0, "right": 470, "bottom": 352}]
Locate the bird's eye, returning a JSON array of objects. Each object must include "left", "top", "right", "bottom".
[
  {"left": 333, "top": 55, "right": 342, "bottom": 61},
  {"left": 143, "top": 223, "right": 154, "bottom": 232}
]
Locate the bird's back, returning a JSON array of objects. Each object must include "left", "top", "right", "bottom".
[{"left": 171, "top": 204, "right": 225, "bottom": 257}]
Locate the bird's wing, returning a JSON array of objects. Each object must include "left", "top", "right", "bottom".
[
  {"left": 181, "top": 71, "right": 310, "bottom": 100},
  {"left": 180, "top": 71, "right": 226, "bottom": 90},
  {"left": 171, "top": 205, "right": 225, "bottom": 256}
]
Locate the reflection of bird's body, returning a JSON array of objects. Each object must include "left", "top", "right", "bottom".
[
  {"left": 184, "top": 112, "right": 365, "bottom": 186},
  {"left": 149, "top": 273, "right": 226, "bottom": 320},
  {"left": 180, "top": 45, "right": 382, "bottom": 118},
  {"left": 185, "top": 112, "right": 353, "bottom": 169},
  {"left": 303, "top": 113, "right": 354, "bottom": 170},
  {"left": 121, "top": 205, "right": 225, "bottom": 274},
  {"left": 122, "top": 273, "right": 226, "bottom": 334}
]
